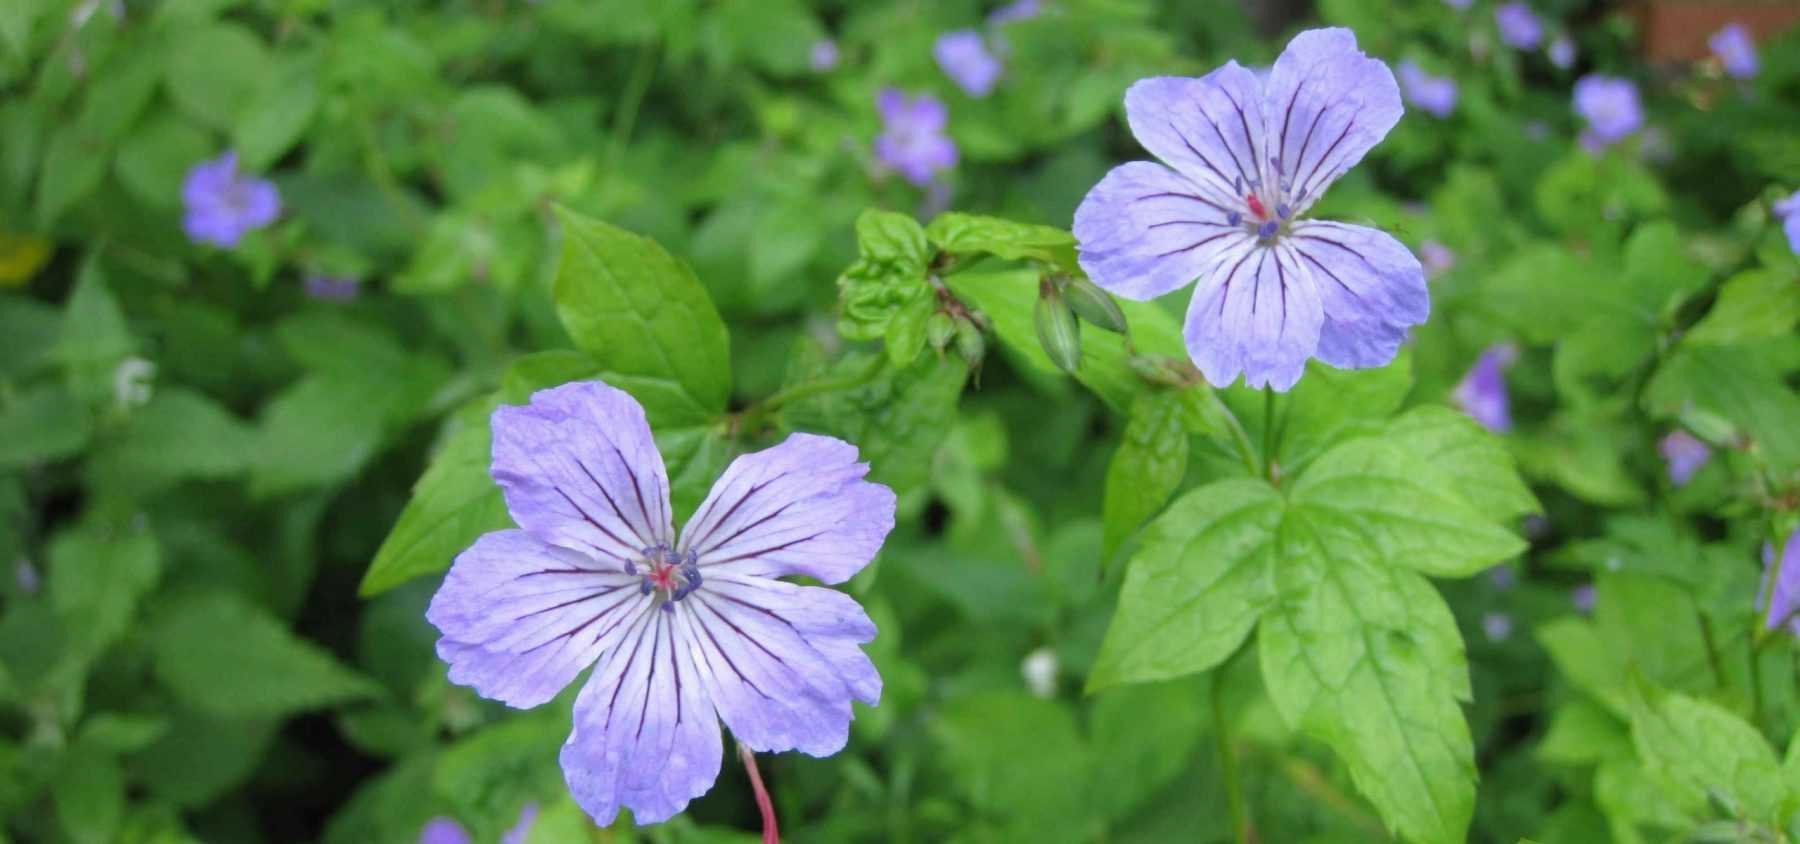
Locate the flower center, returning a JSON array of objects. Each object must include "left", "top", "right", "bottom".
[{"left": 627, "top": 544, "right": 702, "bottom": 608}]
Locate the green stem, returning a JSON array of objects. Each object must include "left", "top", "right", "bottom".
[
  {"left": 1213, "top": 679, "right": 1250, "bottom": 844},
  {"left": 1209, "top": 391, "right": 1261, "bottom": 479},
  {"left": 1697, "top": 611, "right": 1727, "bottom": 691},
  {"left": 1748, "top": 616, "right": 1765, "bottom": 727},
  {"left": 738, "top": 355, "right": 886, "bottom": 435},
  {"left": 1261, "top": 389, "right": 1277, "bottom": 481},
  {"left": 609, "top": 43, "right": 659, "bottom": 168}
]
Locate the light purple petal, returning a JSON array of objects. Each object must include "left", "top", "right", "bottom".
[
  {"left": 683, "top": 433, "right": 895, "bottom": 585},
  {"left": 680, "top": 575, "right": 873, "bottom": 756},
  {"left": 501, "top": 804, "right": 540, "bottom": 844},
  {"left": 1397, "top": 60, "right": 1457, "bottom": 118},
  {"left": 1762, "top": 534, "right": 1800, "bottom": 633},
  {"left": 1710, "top": 23, "right": 1758, "bottom": 79},
  {"left": 491, "top": 381, "right": 674, "bottom": 568},
  {"left": 1288, "top": 221, "right": 1428, "bottom": 369},
  {"left": 809, "top": 39, "right": 840, "bottom": 73},
  {"left": 1124, "top": 69, "right": 1268, "bottom": 212},
  {"left": 1074, "top": 161, "right": 1253, "bottom": 301},
  {"left": 1785, "top": 214, "right": 1800, "bottom": 256},
  {"left": 1573, "top": 75, "right": 1643, "bottom": 147},
  {"left": 934, "top": 30, "right": 1003, "bottom": 97},
  {"left": 238, "top": 179, "right": 282, "bottom": 227},
  {"left": 427, "top": 530, "right": 641, "bottom": 708},
  {"left": 1548, "top": 35, "right": 1576, "bottom": 69},
  {"left": 874, "top": 90, "right": 957, "bottom": 186},
  {"left": 1658, "top": 430, "right": 1712, "bottom": 486},
  {"left": 1496, "top": 3, "right": 1544, "bottom": 50},
  {"left": 1263, "top": 28, "right": 1403, "bottom": 215},
  {"left": 561, "top": 607, "right": 723, "bottom": 825},
  {"left": 1453, "top": 343, "right": 1517, "bottom": 433},
  {"left": 1183, "top": 242, "right": 1324, "bottom": 391},
  {"left": 418, "top": 818, "right": 471, "bottom": 844},
  {"left": 181, "top": 153, "right": 236, "bottom": 206}
]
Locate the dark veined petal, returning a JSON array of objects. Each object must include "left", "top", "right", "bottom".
[
  {"left": 681, "top": 433, "right": 895, "bottom": 585},
  {"left": 491, "top": 381, "right": 674, "bottom": 569},
  {"left": 1263, "top": 28, "right": 1401, "bottom": 216},
  {"left": 1184, "top": 241, "right": 1324, "bottom": 391},
  {"left": 678, "top": 575, "right": 875, "bottom": 757},
  {"left": 1073, "top": 161, "right": 1256, "bottom": 301},
  {"left": 1288, "top": 221, "right": 1428, "bottom": 370},
  {"left": 1125, "top": 69, "right": 1271, "bottom": 211},
  {"left": 561, "top": 607, "right": 723, "bottom": 825},
  {"left": 427, "top": 530, "right": 645, "bottom": 708}
]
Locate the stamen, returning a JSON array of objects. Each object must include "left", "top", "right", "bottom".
[
  {"left": 1276, "top": 203, "right": 1290, "bottom": 219},
  {"left": 1227, "top": 211, "right": 1242, "bottom": 226},
  {"left": 1245, "top": 194, "right": 1268, "bottom": 219},
  {"left": 1257, "top": 220, "right": 1279, "bottom": 239}
]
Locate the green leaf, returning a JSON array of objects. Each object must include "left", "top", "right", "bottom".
[
  {"left": 36, "top": 124, "right": 109, "bottom": 225},
  {"left": 52, "top": 259, "right": 134, "bottom": 401},
  {"left": 433, "top": 714, "right": 565, "bottom": 840},
  {"left": 1686, "top": 269, "right": 1800, "bottom": 347},
  {"left": 1090, "top": 479, "right": 1281, "bottom": 691},
  {"left": 1646, "top": 344, "right": 1800, "bottom": 470},
  {"left": 55, "top": 744, "right": 124, "bottom": 844},
  {"left": 1261, "top": 351, "right": 1415, "bottom": 471},
  {"left": 161, "top": 23, "right": 271, "bottom": 129},
  {"left": 232, "top": 51, "right": 319, "bottom": 169},
  {"left": 113, "top": 113, "right": 212, "bottom": 208},
  {"left": 1101, "top": 390, "right": 1191, "bottom": 561},
  {"left": 248, "top": 374, "right": 394, "bottom": 496},
  {"left": 1088, "top": 678, "right": 1208, "bottom": 821},
  {"left": 784, "top": 354, "right": 967, "bottom": 497},
  {"left": 1382, "top": 406, "right": 1539, "bottom": 521},
  {"left": 1258, "top": 510, "right": 1475, "bottom": 844},
  {"left": 836, "top": 209, "right": 932, "bottom": 344},
  {"left": 552, "top": 208, "right": 731, "bottom": 426},
  {"left": 0, "top": 383, "right": 91, "bottom": 470},
  {"left": 1630, "top": 688, "right": 1785, "bottom": 826},
  {"left": 88, "top": 388, "right": 256, "bottom": 488},
  {"left": 360, "top": 398, "right": 508, "bottom": 597},
  {"left": 149, "top": 590, "right": 381, "bottom": 718},
  {"left": 930, "top": 692, "right": 1089, "bottom": 832},
  {"left": 1536, "top": 699, "right": 1631, "bottom": 765},
  {"left": 48, "top": 524, "right": 161, "bottom": 659},
  {"left": 1537, "top": 617, "right": 1629, "bottom": 716},
  {"left": 924, "top": 212, "right": 1078, "bottom": 270}
]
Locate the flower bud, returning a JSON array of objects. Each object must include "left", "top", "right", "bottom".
[
  {"left": 954, "top": 318, "right": 986, "bottom": 366},
  {"left": 1062, "top": 274, "right": 1128, "bottom": 334},
  {"left": 1034, "top": 280, "right": 1082, "bottom": 373},
  {"left": 927, "top": 311, "right": 956, "bottom": 353}
]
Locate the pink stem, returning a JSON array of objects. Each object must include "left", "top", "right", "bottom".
[{"left": 737, "top": 741, "right": 780, "bottom": 844}]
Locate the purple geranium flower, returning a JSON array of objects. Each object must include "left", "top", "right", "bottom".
[
  {"left": 1658, "top": 430, "right": 1712, "bottom": 486},
  {"left": 1775, "top": 190, "right": 1800, "bottom": 254},
  {"left": 810, "top": 39, "right": 840, "bottom": 73},
  {"left": 417, "top": 803, "right": 538, "bottom": 844},
  {"left": 182, "top": 152, "right": 280, "bottom": 248},
  {"left": 990, "top": 0, "right": 1043, "bottom": 24},
  {"left": 1761, "top": 532, "right": 1800, "bottom": 634},
  {"left": 1710, "top": 23, "right": 1758, "bottom": 79},
  {"left": 427, "top": 381, "right": 893, "bottom": 825},
  {"left": 1495, "top": 3, "right": 1544, "bottom": 50},
  {"left": 1453, "top": 342, "right": 1517, "bottom": 433},
  {"left": 1548, "top": 35, "right": 1575, "bottom": 69},
  {"left": 875, "top": 89, "right": 958, "bottom": 186},
  {"left": 1573, "top": 74, "right": 1643, "bottom": 150},
  {"left": 934, "top": 30, "right": 1003, "bottom": 97},
  {"left": 1072, "top": 29, "right": 1427, "bottom": 391},
  {"left": 304, "top": 274, "right": 361, "bottom": 302},
  {"left": 1398, "top": 60, "right": 1457, "bottom": 118}
]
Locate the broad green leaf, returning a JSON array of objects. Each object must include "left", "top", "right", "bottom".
[
  {"left": 1381, "top": 406, "right": 1539, "bottom": 522},
  {"left": 249, "top": 374, "right": 395, "bottom": 496},
  {"left": 86, "top": 388, "right": 256, "bottom": 489},
  {"left": 925, "top": 212, "right": 1078, "bottom": 270},
  {"left": 1089, "top": 479, "right": 1281, "bottom": 691},
  {"left": 360, "top": 398, "right": 508, "bottom": 597},
  {"left": 78, "top": 713, "right": 169, "bottom": 754},
  {"left": 1100, "top": 389, "right": 1190, "bottom": 561},
  {"left": 48, "top": 524, "right": 161, "bottom": 659},
  {"left": 1686, "top": 269, "right": 1800, "bottom": 346},
  {"left": 552, "top": 208, "right": 731, "bottom": 425},
  {"left": 75, "top": 39, "right": 164, "bottom": 144},
  {"left": 0, "top": 383, "right": 90, "bottom": 470},
  {"left": 1088, "top": 678, "right": 1208, "bottom": 821},
  {"left": 945, "top": 269, "right": 1184, "bottom": 410},
  {"left": 113, "top": 113, "right": 211, "bottom": 208},
  {"left": 149, "top": 590, "right": 381, "bottom": 718},
  {"left": 1537, "top": 617, "right": 1629, "bottom": 716},
  {"left": 232, "top": 51, "right": 319, "bottom": 169},
  {"left": 1258, "top": 510, "right": 1475, "bottom": 844},
  {"left": 784, "top": 354, "right": 968, "bottom": 497},
  {"left": 54, "top": 744, "right": 124, "bottom": 844},
  {"left": 433, "top": 714, "right": 565, "bottom": 840},
  {"left": 1630, "top": 688, "right": 1785, "bottom": 826},
  {"left": 1536, "top": 699, "right": 1630, "bottom": 766},
  {"left": 836, "top": 209, "right": 932, "bottom": 344},
  {"left": 1646, "top": 343, "right": 1800, "bottom": 470},
  {"left": 36, "top": 124, "right": 108, "bottom": 225},
  {"left": 1260, "top": 350, "right": 1415, "bottom": 471},
  {"left": 930, "top": 692, "right": 1089, "bottom": 833},
  {"left": 53, "top": 259, "right": 134, "bottom": 402},
  {"left": 161, "top": 23, "right": 271, "bottom": 129},
  {"left": 132, "top": 711, "right": 279, "bottom": 808}
]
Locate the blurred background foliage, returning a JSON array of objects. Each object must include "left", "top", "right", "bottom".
[{"left": 1, "top": 0, "right": 1798, "bottom": 842}]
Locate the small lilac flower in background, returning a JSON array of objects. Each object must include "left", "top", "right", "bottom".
[
  {"left": 934, "top": 30, "right": 1003, "bottom": 97},
  {"left": 875, "top": 89, "right": 958, "bottom": 187},
  {"left": 1572, "top": 583, "right": 1597, "bottom": 614},
  {"left": 428, "top": 381, "right": 893, "bottom": 824},
  {"left": 182, "top": 151, "right": 280, "bottom": 248},
  {"left": 1482, "top": 613, "right": 1514, "bottom": 642},
  {"left": 1573, "top": 74, "right": 1643, "bottom": 151},
  {"left": 989, "top": 0, "right": 1043, "bottom": 25},
  {"left": 1774, "top": 190, "right": 1800, "bottom": 254},
  {"left": 809, "top": 39, "right": 840, "bottom": 73},
  {"left": 1421, "top": 240, "right": 1456, "bottom": 278},
  {"left": 1547, "top": 35, "right": 1575, "bottom": 69},
  {"left": 1658, "top": 430, "right": 1712, "bottom": 486},
  {"left": 1072, "top": 29, "right": 1428, "bottom": 391},
  {"left": 417, "top": 803, "right": 538, "bottom": 844},
  {"left": 1487, "top": 565, "right": 1517, "bottom": 591},
  {"left": 1444, "top": 0, "right": 1473, "bottom": 9},
  {"left": 304, "top": 274, "right": 361, "bottom": 303},
  {"left": 1761, "top": 532, "right": 1800, "bottom": 634},
  {"left": 1453, "top": 343, "right": 1517, "bottom": 433},
  {"left": 1709, "top": 23, "right": 1758, "bottom": 79},
  {"left": 1496, "top": 3, "right": 1544, "bottom": 50},
  {"left": 1397, "top": 60, "right": 1457, "bottom": 118}
]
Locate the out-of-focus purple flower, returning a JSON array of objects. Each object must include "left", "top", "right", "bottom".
[
  {"left": 1761, "top": 533, "right": 1800, "bottom": 634},
  {"left": 182, "top": 151, "right": 280, "bottom": 248},
  {"left": 1573, "top": 74, "right": 1643, "bottom": 150},
  {"left": 1421, "top": 240, "right": 1456, "bottom": 278},
  {"left": 1397, "top": 60, "right": 1457, "bottom": 118},
  {"left": 1495, "top": 3, "right": 1544, "bottom": 50},
  {"left": 1453, "top": 343, "right": 1517, "bottom": 433},
  {"left": 304, "top": 274, "right": 360, "bottom": 302},
  {"left": 1572, "top": 583, "right": 1596, "bottom": 614},
  {"left": 1658, "top": 430, "right": 1712, "bottom": 486},
  {"left": 418, "top": 819, "right": 471, "bottom": 844},
  {"left": 1487, "top": 565, "right": 1517, "bottom": 591},
  {"left": 427, "top": 381, "right": 894, "bottom": 825},
  {"left": 1710, "top": 23, "right": 1758, "bottom": 79},
  {"left": 1523, "top": 120, "right": 1550, "bottom": 141},
  {"left": 989, "top": 0, "right": 1043, "bottom": 24},
  {"left": 1444, "top": 0, "right": 1473, "bottom": 9},
  {"left": 934, "top": 30, "right": 1003, "bottom": 97},
  {"left": 501, "top": 803, "right": 540, "bottom": 844},
  {"left": 809, "top": 39, "right": 840, "bottom": 73},
  {"left": 1548, "top": 35, "right": 1575, "bottom": 69},
  {"left": 1773, "top": 190, "right": 1800, "bottom": 254},
  {"left": 1482, "top": 613, "right": 1514, "bottom": 642},
  {"left": 874, "top": 89, "right": 958, "bottom": 186},
  {"left": 1072, "top": 28, "right": 1427, "bottom": 391}
]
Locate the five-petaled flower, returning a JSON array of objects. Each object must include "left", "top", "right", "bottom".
[
  {"left": 1073, "top": 28, "right": 1428, "bottom": 391},
  {"left": 874, "top": 89, "right": 959, "bottom": 186},
  {"left": 182, "top": 151, "right": 280, "bottom": 248},
  {"left": 1658, "top": 430, "right": 1712, "bottom": 487},
  {"left": 1397, "top": 60, "right": 1457, "bottom": 118},
  {"left": 427, "top": 380, "right": 894, "bottom": 825},
  {"left": 935, "top": 30, "right": 1003, "bottom": 97},
  {"left": 1709, "top": 23, "right": 1758, "bottom": 80}
]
